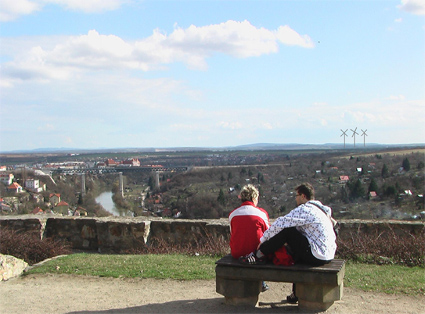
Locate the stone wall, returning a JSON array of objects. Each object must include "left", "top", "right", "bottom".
[
  {"left": 0, "top": 218, "right": 44, "bottom": 237},
  {"left": 96, "top": 219, "right": 150, "bottom": 253},
  {"left": 0, "top": 216, "right": 424, "bottom": 253},
  {"left": 44, "top": 217, "right": 98, "bottom": 250},
  {"left": 339, "top": 219, "right": 425, "bottom": 237}
]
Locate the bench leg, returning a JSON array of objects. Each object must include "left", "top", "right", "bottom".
[
  {"left": 298, "top": 299, "right": 334, "bottom": 311},
  {"left": 296, "top": 282, "right": 343, "bottom": 311},
  {"left": 224, "top": 295, "right": 259, "bottom": 306},
  {"left": 216, "top": 276, "right": 261, "bottom": 306}
]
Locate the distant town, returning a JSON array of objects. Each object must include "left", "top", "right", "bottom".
[{"left": 0, "top": 145, "right": 424, "bottom": 220}]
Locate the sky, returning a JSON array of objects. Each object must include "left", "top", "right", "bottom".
[{"left": 0, "top": 0, "right": 424, "bottom": 152}]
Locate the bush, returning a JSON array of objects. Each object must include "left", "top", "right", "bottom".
[
  {"left": 0, "top": 227, "right": 72, "bottom": 265},
  {"left": 125, "top": 229, "right": 230, "bottom": 257},
  {"left": 336, "top": 227, "right": 425, "bottom": 267},
  {"left": 2, "top": 224, "right": 423, "bottom": 267}
]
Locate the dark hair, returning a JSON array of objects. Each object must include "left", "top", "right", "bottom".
[{"left": 295, "top": 183, "right": 315, "bottom": 200}]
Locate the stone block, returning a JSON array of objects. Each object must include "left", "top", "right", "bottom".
[
  {"left": 44, "top": 217, "right": 98, "bottom": 250},
  {"left": 0, "top": 218, "right": 43, "bottom": 238},
  {"left": 96, "top": 219, "right": 150, "bottom": 252},
  {"left": 216, "top": 255, "right": 345, "bottom": 311},
  {"left": 149, "top": 220, "right": 208, "bottom": 246},
  {"left": 0, "top": 254, "right": 28, "bottom": 281},
  {"left": 216, "top": 276, "right": 261, "bottom": 306},
  {"left": 297, "top": 282, "right": 343, "bottom": 302}
]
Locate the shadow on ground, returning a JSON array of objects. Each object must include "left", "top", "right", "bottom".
[{"left": 68, "top": 298, "right": 309, "bottom": 314}]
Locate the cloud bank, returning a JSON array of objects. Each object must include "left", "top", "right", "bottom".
[
  {"left": 1, "top": 21, "right": 314, "bottom": 86},
  {"left": 397, "top": 0, "right": 425, "bottom": 15}
]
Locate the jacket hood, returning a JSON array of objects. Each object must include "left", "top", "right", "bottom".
[{"left": 307, "top": 200, "right": 332, "bottom": 216}]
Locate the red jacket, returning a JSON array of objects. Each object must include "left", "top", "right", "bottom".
[{"left": 229, "top": 201, "right": 270, "bottom": 259}]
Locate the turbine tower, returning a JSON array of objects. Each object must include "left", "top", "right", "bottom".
[
  {"left": 351, "top": 127, "right": 359, "bottom": 147},
  {"left": 361, "top": 129, "right": 368, "bottom": 147},
  {"left": 340, "top": 129, "right": 348, "bottom": 148}
]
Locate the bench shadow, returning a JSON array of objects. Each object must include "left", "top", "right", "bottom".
[{"left": 67, "top": 298, "right": 318, "bottom": 314}]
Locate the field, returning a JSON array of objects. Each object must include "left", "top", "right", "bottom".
[{"left": 343, "top": 147, "right": 425, "bottom": 158}]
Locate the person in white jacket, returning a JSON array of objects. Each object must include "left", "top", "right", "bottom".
[{"left": 239, "top": 182, "right": 337, "bottom": 303}]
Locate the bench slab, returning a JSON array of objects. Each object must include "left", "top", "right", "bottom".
[{"left": 215, "top": 254, "right": 345, "bottom": 311}]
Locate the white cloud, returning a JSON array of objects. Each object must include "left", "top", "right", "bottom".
[
  {"left": 64, "top": 136, "right": 74, "bottom": 145},
  {"left": 168, "top": 20, "right": 279, "bottom": 58},
  {"left": 342, "top": 110, "right": 378, "bottom": 124},
  {"left": 219, "top": 121, "right": 243, "bottom": 130},
  {"left": 0, "top": 0, "right": 129, "bottom": 21},
  {"left": 168, "top": 20, "right": 314, "bottom": 58},
  {"left": 51, "top": 30, "right": 135, "bottom": 69},
  {"left": 37, "top": 123, "right": 55, "bottom": 131},
  {"left": 46, "top": 0, "right": 130, "bottom": 13},
  {"left": 0, "top": 0, "right": 40, "bottom": 22},
  {"left": 1, "top": 22, "right": 314, "bottom": 84},
  {"left": 133, "top": 20, "right": 313, "bottom": 70},
  {"left": 319, "top": 119, "right": 328, "bottom": 126},
  {"left": 397, "top": 0, "right": 425, "bottom": 15},
  {"left": 275, "top": 25, "right": 315, "bottom": 48},
  {"left": 387, "top": 94, "right": 406, "bottom": 100},
  {"left": 261, "top": 122, "right": 273, "bottom": 130},
  {"left": 319, "top": 98, "right": 425, "bottom": 129}
]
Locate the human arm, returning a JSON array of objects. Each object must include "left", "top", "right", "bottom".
[{"left": 259, "top": 205, "right": 313, "bottom": 243}]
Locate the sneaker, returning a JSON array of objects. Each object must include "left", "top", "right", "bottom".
[
  {"left": 238, "top": 252, "right": 267, "bottom": 265},
  {"left": 261, "top": 281, "right": 270, "bottom": 292},
  {"left": 286, "top": 292, "right": 298, "bottom": 304}
]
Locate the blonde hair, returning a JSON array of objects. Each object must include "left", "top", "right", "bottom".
[{"left": 239, "top": 184, "right": 259, "bottom": 202}]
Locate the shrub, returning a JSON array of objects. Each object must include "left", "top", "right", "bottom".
[
  {"left": 0, "top": 227, "right": 72, "bottom": 265},
  {"left": 125, "top": 229, "right": 230, "bottom": 257},
  {"left": 336, "top": 227, "right": 425, "bottom": 267},
  {"left": 2, "top": 224, "right": 424, "bottom": 267}
]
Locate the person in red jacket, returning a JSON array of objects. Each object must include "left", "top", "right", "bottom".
[
  {"left": 229, "top": 184, "right": 270, "bottom": 291},
  {"left": 229, "top": 184, "right": 270, "bottom": 259}
]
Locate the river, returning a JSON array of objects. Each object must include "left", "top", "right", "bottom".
[{"left": 95, "top": 191, "right": 133, "bottom": 217}]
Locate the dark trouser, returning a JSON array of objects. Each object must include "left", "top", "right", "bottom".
[{"left": 258, "top": 227, "right": 330, "bottom": 296}]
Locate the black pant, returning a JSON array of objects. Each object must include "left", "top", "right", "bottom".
[
  {"left": 259, "top": 227, "right": 330, "bottom": 296},
  {"left": 259, "top": 227, "right": 328, "bottom": 266}
]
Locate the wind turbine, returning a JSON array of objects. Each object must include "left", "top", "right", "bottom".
[
  {"left": 361, "top": 129, "right": 368, "bottom": 147},
  {"left": 351, "top": 127, "right": 359, "bottom": 147},
  {"left": 340, "top": 129, "right": 348, "bottom": 148}
]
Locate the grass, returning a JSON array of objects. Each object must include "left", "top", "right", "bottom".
[
  {"left": 4, "top": 226, "right": 424, "bottom": 296},
  {"left": 26, "top": 253, "right": 218, "bottom": 280},
  {"left": 345, "top": 261, "right": 425, "bottom": 295},
  {"left": 25, "top": 253, "right": 425, "bottom": 296}
]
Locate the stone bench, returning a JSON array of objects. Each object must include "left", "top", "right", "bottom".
[{"left": 215, "top": 254, "right": 345, "bottom": 311}]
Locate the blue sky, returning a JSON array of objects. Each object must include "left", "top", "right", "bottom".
[{"left": 0, "top": 0, "right": 424, "bottom": 152}]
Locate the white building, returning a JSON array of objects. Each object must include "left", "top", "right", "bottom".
[
  {"left": 0, "top": 173, "right": 14, "bottom": 185},
  {"left": 25, "top": 179, "right": 43, "bottom": 193}
]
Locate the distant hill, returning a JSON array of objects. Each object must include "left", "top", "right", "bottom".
[
  {"left": 230, "top": 143, "right": 425, "bottom": 151},
  {"left": 1, "top": 143, "right": 424, "bottom": 154}
]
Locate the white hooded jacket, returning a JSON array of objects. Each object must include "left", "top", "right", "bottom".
[{"left": 259, "top": 200, "right": 337, "bottom": 261}]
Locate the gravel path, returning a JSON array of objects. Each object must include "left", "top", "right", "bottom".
[{"left": 1, "top": 274, "right": 424, "bottom": 313}]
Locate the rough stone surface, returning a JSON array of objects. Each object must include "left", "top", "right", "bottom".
[
  {"left": 43, "top": 217, "right": 98, "bottom": 250},
  {"left": 338, "top": 219, "right": 425, "bottom": 240},
  {"left": 96, "top": 219, "right": 150, "bottom": 253},
  {"left": 0, "top": 216, "right": 423, "bottom": 252},
  {"left": 0, "top": 217, "right": 43, "bottom": 238},
  {"left": 0, "top": 254, "right": 28, "bottom": 281}
]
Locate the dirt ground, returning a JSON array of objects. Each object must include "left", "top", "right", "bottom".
[{"left": 0, "top": 274, "right": 424, "bottom": 314}]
